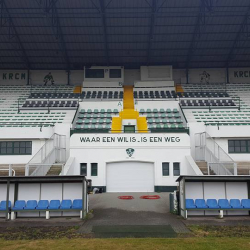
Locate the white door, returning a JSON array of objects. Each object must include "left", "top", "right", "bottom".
[{"left": 106, "top": 161, "right": 154, "bottom": 192}]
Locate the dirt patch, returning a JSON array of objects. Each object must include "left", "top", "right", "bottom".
[
  {"left": 188, "top": 225, "right": 250, "bottom": 238},
  {"left": 0, "top": 226, "right": 93, "bottom": 240}
]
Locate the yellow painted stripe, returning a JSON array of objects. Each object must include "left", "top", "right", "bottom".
[
  {"left": 73, "top": 86, "right": 82, "bottom": 93},
  {"left": 137, "top": 116, "right": 148, "bottom": 133},
  {"left": 111, "top": 117, "right": 122, "bottom": 133},
  {"left": 176, "top": 84, "right": 184, "bottom": 93}
]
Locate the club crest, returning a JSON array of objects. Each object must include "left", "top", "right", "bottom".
[{"left": 126, "top": 148, "right": 135, "bottom": 157}]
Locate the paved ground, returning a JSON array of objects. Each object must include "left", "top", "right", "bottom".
[
  {"left": 79, "top": 192, "right": 190, "bottom": 235},
  {"left": 89, "top": 192, "right": 170, "bottom": 213},
  {"left": 1, "top": 192, "right": 249, "bottom": 238}
]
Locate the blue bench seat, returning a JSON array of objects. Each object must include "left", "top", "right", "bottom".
[
  {"left": 185, "top": 198, "right": 250, "bottom": 219},
  {"left": 11, "top": 199, "right": 84, "bottom": 220},
  {"left": 207, "top": 199, "right": 220, "bottom": 209},
  {"left": 0, "top": 201, "right": 11, "bottom": 211},
  {"left": 218, "top": 199, "right": 231, "bottom": 209},
  {"left": 230, "top": 199, "right": 243, "bottom": 209},
  {"left": 242, "top": 199, "right": 250, "bottom": 208},
  {"left": 24, "top": 200, "right": 37, "bottom": 210},
  {"left": 195, "top": 199, "right": 208, "bottom": 209},
  {"left": 48, "top": 200, "right": 60, "bottom": 210},
  {"left": 12, "top": 200, "right": 26, "bottom": 211}
]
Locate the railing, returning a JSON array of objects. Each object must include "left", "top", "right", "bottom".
[
  {"left": 25, "top": 133, "right": 66, "bottom": 176},
  {"left": 181, "top": 82, "right": 227, "bottom": 92},
  {"left": 195, "top": 132, "right": 237, "bottom": 175},
  {"left": 0, "top": 168, "right": 15, "bottom": 176},
  {"left": 178, "top": 103, "right": 188, "bottom": 129},
  {"left": 27, "top": 163, "right": 64, "bottom": 176}
]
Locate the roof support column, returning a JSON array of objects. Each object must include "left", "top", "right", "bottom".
[
  {"left": 99, "top": 0, "right": 109, "bottom": 66},
  {"left": 0, "top": 0, "right": 30, "bottom": 69},
  {"left": 147, "top": 0, "right": 157, "bottom": 64}
]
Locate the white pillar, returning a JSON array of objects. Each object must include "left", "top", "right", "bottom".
[
  {"left": 11, "top": 212, "right": 16, "bottom": 220},
  {"left": 219, "top": 210, "right": 223, "bottom": 218},
  {"left": 46, "top": 211, "right": 50, "bottom": 220}
]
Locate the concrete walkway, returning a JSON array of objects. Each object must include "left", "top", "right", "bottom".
[{"left": 79, "top": 192, "right": 190, "bottom": 236}]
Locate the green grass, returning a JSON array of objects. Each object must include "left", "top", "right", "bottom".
[{"left": 0, "top": 238, "right": 250, "bottom": 250}]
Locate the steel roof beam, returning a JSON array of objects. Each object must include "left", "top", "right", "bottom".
[
  {"left": 0, "top": 0, "right": 30, "bottom": 69},
  {"left": 35, "top": 0, "right": 70, "bottom": 70},
  {"left": 225, "top": 5, "right": 250, "bottom": 67},
  {"left": 147, "top": 0, "right": 157, "bottom": 64},
  {"left": 98, "top": 0, "right": 109, "bottom": 65},
  {"left": 185, "top": 0, "right": 216, "bottom": 68}
]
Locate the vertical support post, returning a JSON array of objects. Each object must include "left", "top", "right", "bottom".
[
  {"left": 5, "top": 180, "right": 10, "bottom": 220},
  {"left": 234, "top": 163, "right": 238, "bottom": 176},
  {"left": 183, "top": 177, "right": 186, "bottom": 219},
  {"left": 14, "top": 182, "right": 18, "bottom": 205},
  {"left": 219, "top": 210, "right": 223, "bottom": 218},
  {"left": 226, "top": 67, "right": 229, "bottom": 84},
  {"left": 17, "top": 98, "right": 20, "bottom": 113},
  {"left": 186, "top": 68, "right": 189, "bottom": 84},
  {"left": 25, "top": 164, "right": 29, "bottom": 176},
  {"left": 82, "top": 177, "right": 87, "bottom": 219},
  {"left": 48, "top": 98, "right": 50, "bottom": 114},
  {"left": 27, "top": 69, "right": 30, "bottom": 85},
  {"left": 67, "top": 70, "right": 70, "bottom": 85},
  {"left": 9, "top": 164, "right": 12, "bottom": 176}
]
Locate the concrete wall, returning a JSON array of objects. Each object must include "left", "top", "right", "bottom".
[
  {"left": 69, "top": 133, "right": 191, "bottom": 189},
  {"left": 1, "top": 67, "right": 250, "bottom": 86}
]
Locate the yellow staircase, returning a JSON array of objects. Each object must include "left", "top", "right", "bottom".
[
  {"left": 123, "top": 85, "right": 134, "bottom": 109},
  {"left": 176, "top": 84, "right": 184, "bottom": 93},
  {"left": 111, "top": 85, "right": 148, "bottom": 133}
]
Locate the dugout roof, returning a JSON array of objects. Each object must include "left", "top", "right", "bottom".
[{"left": 0, "top": 0, "right": 250, "bottom": 70}]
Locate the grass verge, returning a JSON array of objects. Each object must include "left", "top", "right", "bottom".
[{"left": 0, "top": 237, "right": 250, "bottom": 250}]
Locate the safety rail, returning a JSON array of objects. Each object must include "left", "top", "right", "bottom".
[
  {"left": 195, "top": 132, "right": 237, "bottom": 175},
  {"left": 26, "top": 163, "right": 64, "bottom": 176},
  {"left": 0, "top": 168, "right": 15, "bottom": 176},
  {"left": 25, "top": 133, "right": 66, "bottom": 176}
]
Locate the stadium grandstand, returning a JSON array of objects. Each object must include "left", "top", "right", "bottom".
[{"left": 0, "top": 0, "right": 250, "bottom": 221}]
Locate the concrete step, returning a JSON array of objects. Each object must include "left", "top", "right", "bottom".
[
  {"left": 46, "top": 165, "right": 62, "bottom": 176},
  {"left": 195, "top": 161, "right": 216, "bottom": 175}
]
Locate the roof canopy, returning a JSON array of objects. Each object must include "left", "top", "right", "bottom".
[{"left": 0, "top": 0, "right": 250, "bottom": 70}]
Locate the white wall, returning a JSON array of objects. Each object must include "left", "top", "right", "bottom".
[
  {"left": 0, "top": 70, "right": 84, "bottom": 86},
  {"left": 135, "top": 100, "right": 180, "bottom": 111},
  {"left": 124, "top": 69, "right": 140, "bottom": 85},
  {"left": 0, "top": 125, "right": 71, "bottom": 164},
  {"left": 0, "top": 139, "right": 45, "bottom": 164},
  {"left": 214, "top": 138, "right": 250, "bottom": 162},
  {"left": 70, "top": 133, "right": 191, "bottom": 188},
  {"left": 140, "top": 66, "right": 173, "bottom": 81},
  {"left": 188, "top": 68, "right": 226, "bottom": 83},
  {"left": 0, "top": 70, "right": 28, "bottom": 85},
  {"left": 30, "top": 70, "right": 68, "bottom": 85},
  {"left": 79, "top": 100, "right": 123, "bottom": 110},
  {"left": 229, "top": 68, "right": 250, "bottom": 83}
]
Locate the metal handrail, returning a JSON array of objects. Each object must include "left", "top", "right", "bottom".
[{"left": 0, "top": 169, "right": 15, "bottom": 176}]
